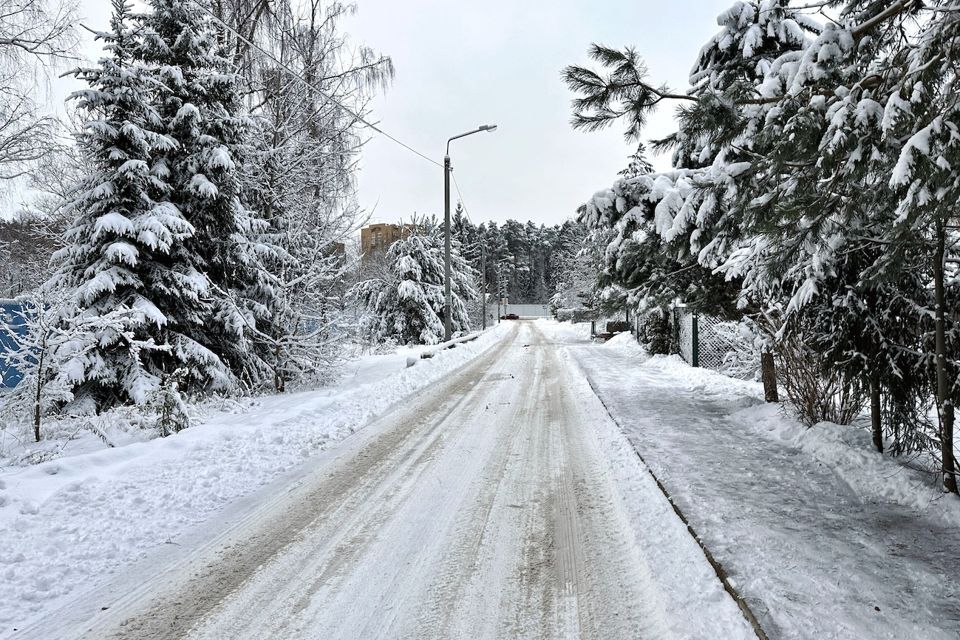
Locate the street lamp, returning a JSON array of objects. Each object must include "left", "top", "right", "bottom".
[{"left": 444, "top": 124, "right": 497, "bottom": 341}]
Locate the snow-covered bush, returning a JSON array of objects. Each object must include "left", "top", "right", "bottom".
[
  {"left": 0, "top": 298, "right": 72, "bottom": 442},
  {"left": 777, "top": 338, "right": 867, "bottom": 428},
  {"left": 712, "top": 320, "right": 761, "bottom": 381},
  {"left": 152, "top": 369, "right": 190, "bottom": 436},
  {"left": 638, "top": 308, "right": 671, "bottom": 355},
  {"left": 0, "top": 291, "right": 162, "bottom": 441}
]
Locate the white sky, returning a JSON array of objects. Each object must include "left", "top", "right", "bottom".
[
  {"left": 67, "top": 0, "right": 735, "bottom": 227},
  {"left": 341, "top": 0, "right": 735, "bottom": 226}
]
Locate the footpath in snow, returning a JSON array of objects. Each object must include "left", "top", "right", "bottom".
[
  {"left": 0, "top": 324, "right": 509, "bottom": 638},
  {"left": 548, "top": 321, "right": 960, "bottom": 640}
]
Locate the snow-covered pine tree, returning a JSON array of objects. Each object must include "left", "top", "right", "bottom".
[
  {"left": 452, "top": 203, "right": 477, "bottom": 260},
  {"left": 549, "top": 220, "right": 598, "bottom": 316},
  {"left": 716, "top": 3, "right": 926, "bottom": 455},
  {"left": 352, "top": 218, "right": 476, "bottom": 345},
  {"left": 134, "top": 0, "right": 277, "bottom": 391},
  {"left": 704, "top": 2, "right": 957, "bottom": 472},
  {"left": 566, "top": 1, "right": 819, "bottom": 401},
  {"left": 566, "top": 1, "right": 817, "bottom": 303},
  {"left": 501, "top": 220, "right": 530, "bottom": 301},
  {"left": 50, "top": 0, "right": 229, "bottom": 410},
  {"left": 568, "top": 0, "right": 956, "bottom": 479},
  {"left": 481, "top": 222, "right": 510, "bottom": 299},
  {"left": 863, "top": 2, "right": 960, "bottom": 492}
]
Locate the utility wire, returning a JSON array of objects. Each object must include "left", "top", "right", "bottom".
[
  {"left": 450, "top": 170, "right": 475, "bottom": 227},
  {"left": 189, "top": 0, "right": 443, "bottom": 168}
]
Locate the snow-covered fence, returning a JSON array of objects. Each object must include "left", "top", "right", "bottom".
[{"left": 669, "top": 308, "right": 758, "bottom": 380}]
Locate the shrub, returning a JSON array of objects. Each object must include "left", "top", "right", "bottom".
[{"left": 777, "top": 338, "right": 867, "bottom": 427}]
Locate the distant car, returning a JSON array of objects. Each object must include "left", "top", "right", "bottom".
[{"left": 501, "top": 313, "right": 520, "bottom": 320}]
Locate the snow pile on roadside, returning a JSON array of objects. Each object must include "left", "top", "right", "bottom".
[
  {"left": 0, "top": 324, "right": 509, "bottom": 635},
  {"left": 645, "top": 352, "right": 960, "bottom": 524},
  {"left": 737, "top": 402, "right": 960, "bottom": 527},
  {"left": 643, "top": 354, "right": 763, "bottom": 402},
  {"left": 602, "top": 329, "right": 647, "bottom": 356}
]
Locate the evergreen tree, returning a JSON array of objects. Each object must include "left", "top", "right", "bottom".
[
  {"left": 550, "top": 220, "right": 598, "bottom": 314},
  {"left": 352, "top": 218, "right": 476, "bottom": 345},
  {"left": 566, "top": 0, "right": 960, "bottom": 492},
  {"left": 50, "top": 0, "right": 228, "bottom": 410},
  {"left": 134, "top": 0, "right": 277, "bottom": 389},
  {"left": 618, "top": 142, "right": 654, "bottom": 179},
  {"left": 452, "top": 202, "right": 480, "bottom": 264}
]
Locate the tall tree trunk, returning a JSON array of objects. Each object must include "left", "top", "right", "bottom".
[
  {"left": 870, "top": 368, "right": 882, "bottom": 454},
  {"left": 761, "top": 351, "right": 779, "bottom": 403},
  {"left": 934, "top": 218, "right": 957, "bottom": 494}
]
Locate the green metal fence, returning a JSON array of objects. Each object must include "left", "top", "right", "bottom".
[{"left": 669, "top": 307, "right": 758, "bottom": 380}]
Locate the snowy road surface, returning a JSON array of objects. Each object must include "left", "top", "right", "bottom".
[{"left": 29, "top": 321, "right": 753, "bottom": 640}]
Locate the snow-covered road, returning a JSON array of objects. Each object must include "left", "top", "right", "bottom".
[{"left": 32, "top": 321, "right": 754, "bottom": 640}]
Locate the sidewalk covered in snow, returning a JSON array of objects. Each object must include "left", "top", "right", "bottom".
[{"left": 554, "top": 324, "right": 960, "bottom": 640}]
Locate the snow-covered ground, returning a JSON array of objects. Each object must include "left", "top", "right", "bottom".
[
  {"left": 8, "top": 320, "right": 760, "bottom": 640},
  {"left": 0, "top": 325, "right": 509, "bottom": 637},
  {"left": 6, "top": 318, "right": 956, "bottom": 639},
  {"left": 553, "top": 322, "right": 960, "bottom": 640}
]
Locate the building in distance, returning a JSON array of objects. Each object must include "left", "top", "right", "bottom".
[{"left": 360, "top": 223, "right": 412, "bottom": 260}]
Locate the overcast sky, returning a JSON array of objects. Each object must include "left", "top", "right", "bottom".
[
  {"left": 341, "top": 0, "right": 734, "bottom": 227},
  {"left": 70, "top": 0, "right": 735, "bottom": 227}
]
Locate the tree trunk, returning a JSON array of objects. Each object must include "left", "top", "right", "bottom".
[
  {"left": 761, "top": 352, "right": 779, "bottom": 403},
  {"left": 870, "top": 368, "right": 883, "bottom": 454},
  {"left": 274, "top": 343, "right": 285, "bottom": 393},
  {"left": 934, "top": 219, "right": 958, "bottom": 493},
  {"left": 33, "top": 335, "right": 46, "bottom": 443}
]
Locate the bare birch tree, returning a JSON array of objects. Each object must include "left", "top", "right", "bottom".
[{"left": 0, "top": 0, "right": 77, "bottom": 180}]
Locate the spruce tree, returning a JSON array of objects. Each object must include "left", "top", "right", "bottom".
[
  {"left": 51, "top": 0, "right": 228, "bottom": 410},
  {"left": 134, "top": 0, "right": 277, "bottom": 389},
  {"left": 352, "top": 219, "right": 476, "bottom": 345}
]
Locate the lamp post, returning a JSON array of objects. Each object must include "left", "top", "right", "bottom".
[
  {"left": 480, "top": 245, "right": 486, "bottom": 330},
  {"left": 444, "top": 124, "right": 497, "bottom": 341}
]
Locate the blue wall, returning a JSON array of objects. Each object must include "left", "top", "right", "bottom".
[{"left": 0, "top": 301, "right": 29, "bottom": 388}]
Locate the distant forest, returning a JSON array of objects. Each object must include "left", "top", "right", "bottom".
[{"left": 450, "top": 207, "right": 583, "bottom": 305}]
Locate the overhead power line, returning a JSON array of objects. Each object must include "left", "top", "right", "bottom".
[
  {"left": 450, "top": 171, "right": 475, "bottom": 226},
  {"left": 189, "top": 0, "right": 443, "bottom": 168}
]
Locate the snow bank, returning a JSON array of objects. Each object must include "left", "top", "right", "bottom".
[
  {"left": 738, "top": 402, "right": 960, "bottom": 527},
  {"left": 0, "top": 324, "right": 510, "bottom": 635}
]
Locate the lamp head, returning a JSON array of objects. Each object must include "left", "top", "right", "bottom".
[{"left": 480, "top": 124, "right": 498, "bottom": 132}]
